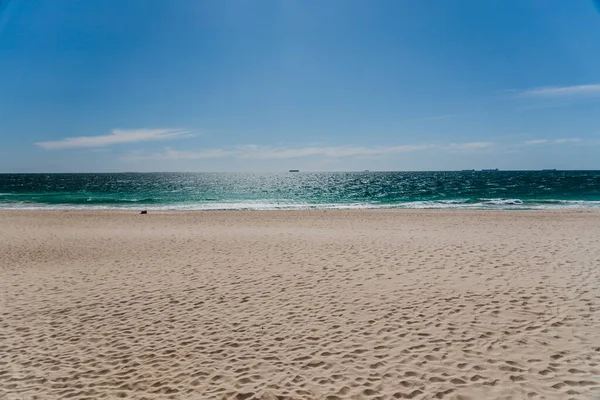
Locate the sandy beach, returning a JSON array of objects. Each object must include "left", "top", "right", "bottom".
[{"left": 1, "top": 209, "right": 599, "bottom": 400}]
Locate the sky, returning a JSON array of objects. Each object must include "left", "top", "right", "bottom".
[{"left": 1, "top": 0, "right": 600, "bottom": 172}]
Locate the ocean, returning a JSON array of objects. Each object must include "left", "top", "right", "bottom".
[{"left": 1, "top": 171, "right": 599, "bottom": 210}]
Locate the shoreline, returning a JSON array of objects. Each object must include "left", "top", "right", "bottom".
[{"left": 2, "top": 207, "right": 599, "bottom": 214}]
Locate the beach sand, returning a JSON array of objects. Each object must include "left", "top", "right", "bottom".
[{"left": 1, "top": 209, "right": 600, "bottom": 400}]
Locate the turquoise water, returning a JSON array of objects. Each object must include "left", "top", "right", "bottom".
[{"left": 1, "top": 171, "right": 599, "bottom": 210}]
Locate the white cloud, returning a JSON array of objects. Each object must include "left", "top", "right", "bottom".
[
  {"left": 124, "top": 142, "right": 496, "bottom": 162},
  {"left": 524, "top": 139, "right": 548, "bottom": 145},
  {"left": 444, "top": 142, "right": 494, "bottom": 150},
  {"left": 519, "top": 84, "right": 600, "bottom": 98},
  {"left": 553, "top": 138, "right": 581, "bottom": 144},
  {"left": 238, "top": 145, "right": 431, "bottom": 159},
  {"left": 36, "top": 128, "right": 192, "bottom": 150},
  {"left": 523, "top": 138, "right": 581, "bottom": 145},
  {"left": 129, "top": 144, "right": 432, "bottom": 161}
]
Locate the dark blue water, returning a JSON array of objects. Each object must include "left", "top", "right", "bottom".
[{"left": 1, "top": 171, "right": 599, "bottom": 210}]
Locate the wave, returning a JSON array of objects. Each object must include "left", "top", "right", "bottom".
[
  {"left": 481, "top": 198, "right": 523, "bottom": 205},
  {"left": 1, "top": 198, "right": 600, "bottom": 211}
]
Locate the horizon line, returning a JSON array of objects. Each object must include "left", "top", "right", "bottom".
[{"left": 0, "top": 169, "right": 598, "bottom": 174}]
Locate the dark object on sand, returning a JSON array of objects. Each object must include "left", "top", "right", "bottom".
[{"left": 140, "top": 210, "right": 147, "bottom": 214}]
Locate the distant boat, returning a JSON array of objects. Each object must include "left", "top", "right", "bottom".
[
  {"left": 461, "top": 169, "right": 475, "bottom": 172},
  {"left": 481, "top": 168, "right": 499, "bottom": 172},
  {"left": 364, "top": 170, "right": 370, "bottom": 172},
  {"left": 542, "top": 169, "right": 556, "bottom": 171},
  {"left": 289, "top": 169, "right": 299, "bottom": 173}
]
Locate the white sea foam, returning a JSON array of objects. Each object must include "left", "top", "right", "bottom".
[
  {"left": 1, "top": 199, "right": 600, "bottom": 211},
  {"left": 481, "top": 198, "right": 524, "bottom": 205}
]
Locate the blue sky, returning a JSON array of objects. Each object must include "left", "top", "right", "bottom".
[{"left": 1, "top": 0, "right": 600, "bottom": 172}]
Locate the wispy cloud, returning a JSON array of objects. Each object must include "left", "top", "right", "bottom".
[
  {"left": 240, "top": 145, "right": 432, "bottom": 159},
  {"left": 127, "top": 144, "right": 432, "bottom": 161},
  {"left": 553, "top": 138, "right": 581, "bottom": 144},
  {"left": 524, "top": 139, "right": 548, "bottom": 145},
  {"left": 519, "top": 84, "right": 600, "bottom": 98},
  {"left": 444, "top": 142, "right": 494, "bottom": 151},
  {"left": 124, "top": 142, "right": 494, "bottom": 162},
  {"left": 523, "top": 138, "right": 581, "bottom": 145},
  {"left": 36, "top": 128, "right": 192, "bottom": 150}
]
